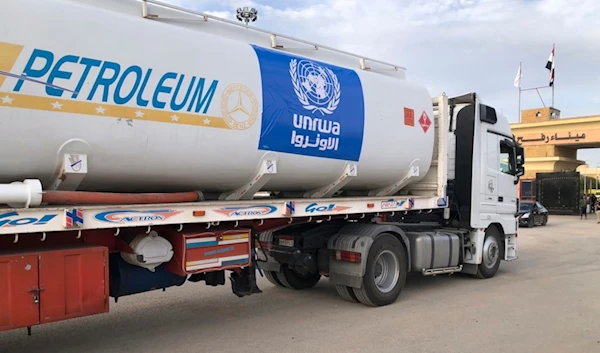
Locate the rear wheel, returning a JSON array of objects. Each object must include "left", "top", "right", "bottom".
[
  {"left": 541, "top": 215, "right": 548, "bottom": 226},
  {"left": 353, "top": 233, "right": 407, "bottom": 307},
  {"left": 335, "top": 285, "right": 359, "bottom": 303},
  {"left": 475, "top": 227, "right": 503, "bottom": 279},
  {"left": 264, "top": 271, "right": 284, "bottom": 287},
  {"left": 335, "top": 284, "right": 358, "bottom": 303},
  {"left": 275, "top": 266, "right": 321, "bottom": 290}
]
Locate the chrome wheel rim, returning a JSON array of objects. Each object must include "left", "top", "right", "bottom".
[
  {"left": 482, "top": 235, "right": 500, "bottom": 269},
  {"left": 373, "top": 250, "right": 400, "bottom": 293}
]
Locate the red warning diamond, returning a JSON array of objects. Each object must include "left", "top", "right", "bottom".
[{"left": 419, "top": 111, "right": 431, "bottom": 133}]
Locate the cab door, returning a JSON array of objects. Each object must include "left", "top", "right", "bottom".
[
  {"left": 481, "top": 132, "right": 500, "bottom": 215},
  {"left": 497, "top": 138, "right": 519, "bottom": 216}
]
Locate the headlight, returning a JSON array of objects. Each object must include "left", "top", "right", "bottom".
[{"left": 521, "top": 213, "right": 530, "bottom": 219}]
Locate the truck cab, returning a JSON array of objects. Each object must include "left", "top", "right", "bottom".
[
  {"left": 448, "top": 93, "right": 524, "bottom": 231},
  {"left": 258, "top": 93, "right": 524, "bottom": 306}
]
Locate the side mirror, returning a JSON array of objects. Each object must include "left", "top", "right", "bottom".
[
  {"left": 515, "top": 144, "right": 525, "bottom": 178},
  {"left": 516, "top": 145, "right": 525, "bottom": 162}
]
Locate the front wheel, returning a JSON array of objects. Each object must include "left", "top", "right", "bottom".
[
  {"left": 527, "top": 216, "right": 534, "bottom": 228},
  {"left": 542, "top": 215, "right": 548, "bottom": 226},
  {"left": 353, "top": 233, "right": 408, "bottom": 307},
  {"left": 475, "top": 227, "right": 503, "bottom": 279}
]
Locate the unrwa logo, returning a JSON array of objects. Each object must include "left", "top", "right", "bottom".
[{"left": 289, "top": 59, "right": 341, "bottom": 115}]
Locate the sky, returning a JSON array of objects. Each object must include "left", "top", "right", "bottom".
[{"left": 166, "top": 0, "right": 600, "bottom": 164}]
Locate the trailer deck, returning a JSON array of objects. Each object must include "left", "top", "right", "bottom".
[{"left": 0, "top": 194, "right": 448, "bottom": 236}]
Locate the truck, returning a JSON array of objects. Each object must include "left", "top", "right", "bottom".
[{"left": 0, "top": 0, "right": 525, "bottom": 335}]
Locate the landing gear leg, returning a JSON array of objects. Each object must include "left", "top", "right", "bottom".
[{"left": 230, "top": 265, "right": 262, "bottom": 297}]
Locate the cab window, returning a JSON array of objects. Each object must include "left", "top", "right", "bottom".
[{"left": 500, "top": 140, "right": 516, "bottom": 175}]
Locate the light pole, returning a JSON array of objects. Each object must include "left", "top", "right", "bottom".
[
  {"left": 596, "top": 163, "right": 600, "bottom": 190},
  {"left": 236, "top": 7, "right": 258, "bottom": 26},
  {"left": 582, "top": 160, "right": 590, "bottom": 193}
]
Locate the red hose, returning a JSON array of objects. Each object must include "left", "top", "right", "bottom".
[{"left": 41, "top": 190, "right": 201, "bottom": 205}]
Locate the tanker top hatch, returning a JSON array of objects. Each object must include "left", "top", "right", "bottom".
[{"left": 132, "top": 0, "right": 407, "bottom": 80}]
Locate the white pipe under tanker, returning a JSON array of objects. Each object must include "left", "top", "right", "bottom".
[{"left": 0, "top": 180, "right": 43, "bottom": 208}]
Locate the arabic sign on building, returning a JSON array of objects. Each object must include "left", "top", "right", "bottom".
[{"left": 515, "top": 130, "right": 600, "bottom": 146}]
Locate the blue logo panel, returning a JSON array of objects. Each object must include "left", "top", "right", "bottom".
[{"left": 250, "top": 45, "right": 365, "bottom": 162}]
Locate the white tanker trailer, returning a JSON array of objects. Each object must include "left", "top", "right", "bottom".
[
  {"left": 0, "top": 0, "right": 434, "bottom": 197},
  {"left": 0, "top": 0, "right": 524, "bottom": 335}
]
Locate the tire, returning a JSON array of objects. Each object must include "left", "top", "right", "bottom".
[
  {"left": 352, "top": 233, "right": 408, "bottom": 307},
  {"left": 275, "top": 266, "right": 321, "bottom": 290},
  {"left": 542, "top": 215, "right": 548, "bottom": 226},
  {"left": 475, "top": 227, "right": 503, "bottom": 279},
  {"left": 264, "top": 271, "right": 285, "bottom": 287},
  {"left": 527, "top": 216, "right": 534, "bottom": 228},
  {"left": 335, "top": 285, "right": 359, "bottom": 303}
]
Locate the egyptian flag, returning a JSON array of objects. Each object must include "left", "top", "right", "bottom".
[{"left": 545, "top": 46, "right": 554, "bottom": 86}]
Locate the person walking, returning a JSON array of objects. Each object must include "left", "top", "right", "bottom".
[
  {"left": 580, "top": 194, "right": 588, "bottom": 220},
  {"left": 596, "top": 198, "right": 600, "bottom": 223}
]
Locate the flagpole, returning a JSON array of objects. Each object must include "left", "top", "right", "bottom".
[
  {"left": 518, "top": 61, "right": 522, "bottom": 122},
  {"left": 551, "top": 43, "right": 555, "bottom": 107},
  {"left": 514, "top": 62, "right": 522, "bottom": 122}
]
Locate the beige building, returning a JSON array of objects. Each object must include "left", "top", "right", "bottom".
[{"left": 510, "top": 107, "right": 600, "bottom": 198}]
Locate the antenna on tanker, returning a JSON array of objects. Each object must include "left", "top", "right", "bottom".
[{"left": 236, "top": 7, "right": 258, "bottom": 26}]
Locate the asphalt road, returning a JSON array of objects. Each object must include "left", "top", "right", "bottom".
[{"left": 1, "top": 215, "right": 599, "bottom": 353}]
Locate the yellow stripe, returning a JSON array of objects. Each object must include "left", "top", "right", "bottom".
[
  {"left": 186, "top": 259, "right": 219, "bottom": 266},
  {"left": 222, "top": 233, "right": 250, "bottom": 241},
  {"left": 0, "top": 41, "right": 24, "bottom": 88},
  {"left": 0, "top": 92, "right": 232, "bottom": 129}
]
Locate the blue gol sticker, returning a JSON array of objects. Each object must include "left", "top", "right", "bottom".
[{"left": 251, "top": 45, "right": 365, "bottom": 162}]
